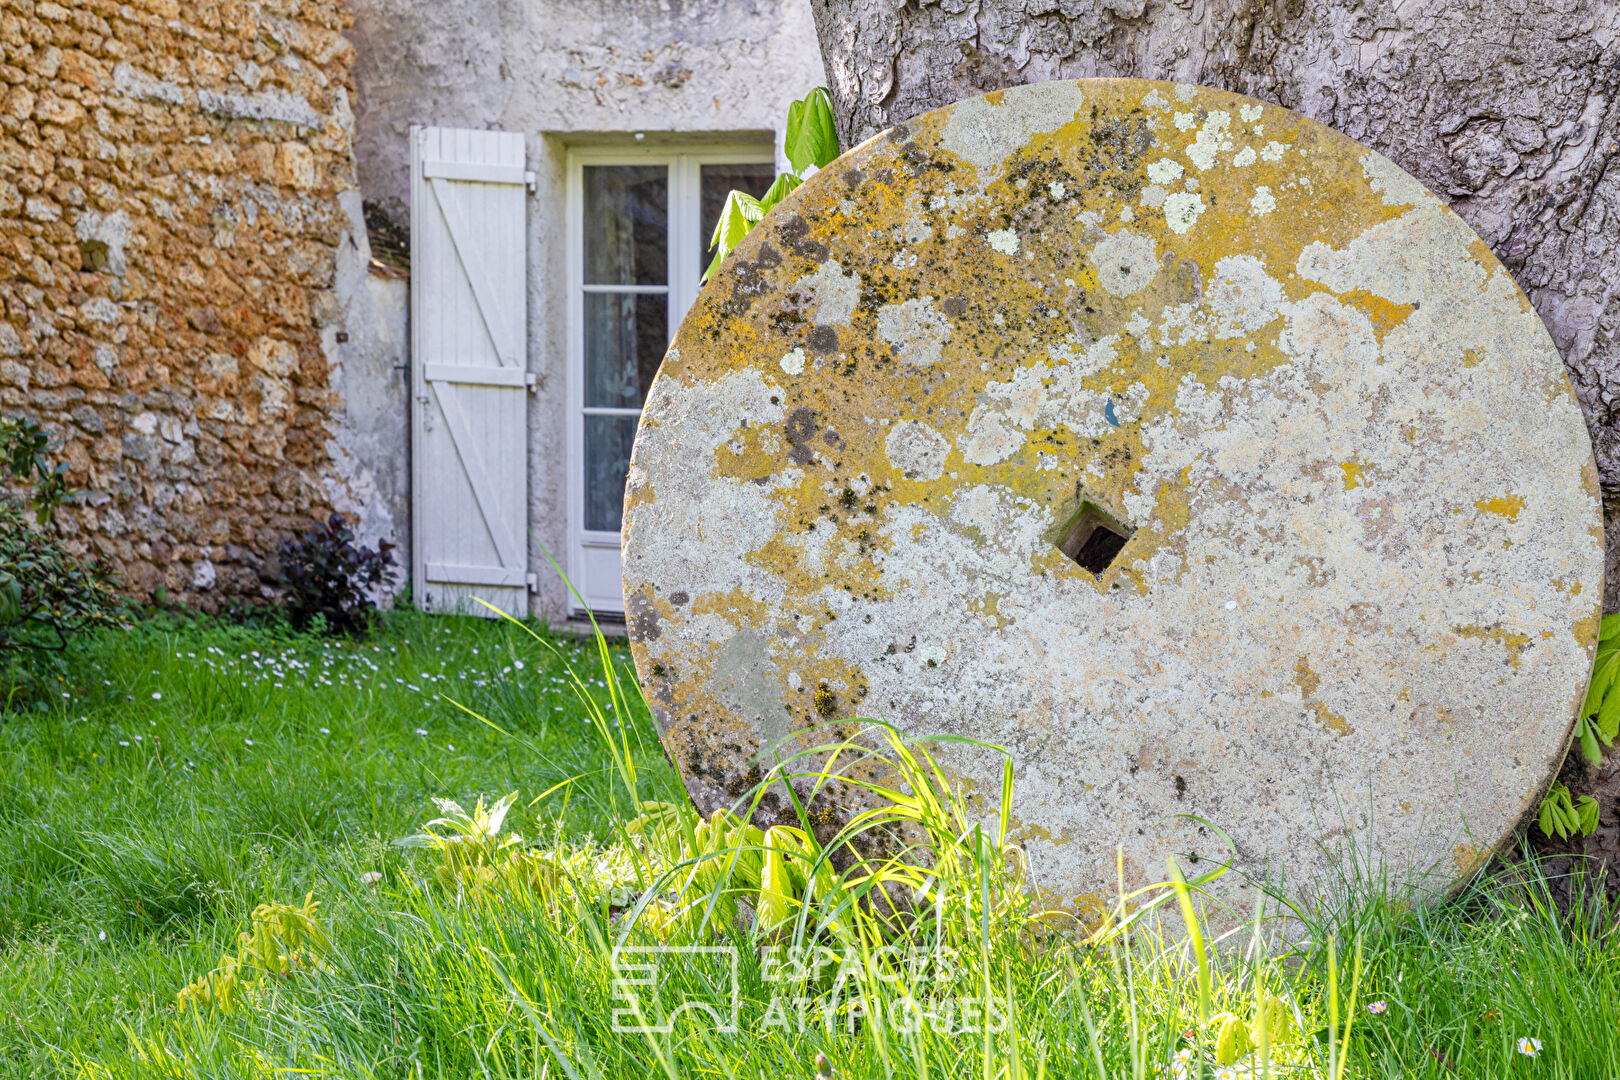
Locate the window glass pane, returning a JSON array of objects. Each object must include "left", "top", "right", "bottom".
[
  {"left": 700, "top": 163, "right": 777, "bottom": 279},
  {"left": 584, "top": 292, "right": 667, "bottom": 408},
  {"left": 584, "top": 414, "right": 639, "bottom": 532},
  {"left": 584, "top": 165, "right": 667, "bottom": 285}
]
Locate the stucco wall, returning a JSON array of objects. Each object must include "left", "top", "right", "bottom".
[
  {"left": 0, "top": 0, "right": 393, "bottom": 607},
  {"left": 346, "top": 0, "right": 824, "bottom": 620}
]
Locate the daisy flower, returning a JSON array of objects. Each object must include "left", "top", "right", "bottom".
[
  {"left": 1367, "top": 1000, "right": 1387, "bottom": 1015},
  {"left": 1517, "top": 1037, "right": 1541, "bottom": 1057}
]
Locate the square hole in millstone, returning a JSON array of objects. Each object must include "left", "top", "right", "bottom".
[{"left": 1057, "top": 502, "right": 1134, "bottom": 575}]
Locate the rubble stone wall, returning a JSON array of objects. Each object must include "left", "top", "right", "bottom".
[{"left": 0, "top": 0, "right": 363, "bottom": 604}]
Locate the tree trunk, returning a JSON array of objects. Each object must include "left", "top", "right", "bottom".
[{"left": 808, "top": 0, "right": 1620, "bottom": 606}]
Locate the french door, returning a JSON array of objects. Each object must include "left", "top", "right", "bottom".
[{"left": 565, "top": 148, "right": 774, "bottom": 614}]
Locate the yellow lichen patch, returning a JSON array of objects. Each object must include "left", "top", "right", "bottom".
[
  {"left": 1338, "top": 289, "right": 1417, "bottom": 338},
  {"left": 690, "top": 587, "right": 770, "bottom": 628},
  {"left": 1453, "top": 843, "right": 1490, "bottom": 877},
  {"left": 1341, "top": 461, "right": 1365, "bottom": 490},
  {"left": 1474, "top": 494, "right": 1525, "bottom": 520},
  {"left": 1453, "top": 624, "right": 1533, "bottom": 670},
  {"left": 1294, "top": 656, "right": 1352, "bottom": 736},
  {"left": 1575, "top": 607, "right": 1603, "bottom": 656}
]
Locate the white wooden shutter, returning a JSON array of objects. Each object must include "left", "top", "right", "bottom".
[{"left": 410, "top": 126, "right": 532, "bottom": 618}]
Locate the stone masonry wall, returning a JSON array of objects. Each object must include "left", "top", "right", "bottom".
[{"left": 0, "top": 0, "right": 358, "bottom": 604}]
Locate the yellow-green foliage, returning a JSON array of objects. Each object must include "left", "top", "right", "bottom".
[
  {"left": 175, "top": 894, "right": 329, "bottom": 1012},
  {"left": 396, "top": 792, "right": 525, "bottom": 890}
]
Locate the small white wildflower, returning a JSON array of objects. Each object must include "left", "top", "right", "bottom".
[
  {"left": 152, "top": 692, "right": 162, "bottom": 700},
  {"left": 513, "top": 660, "right": 524, "bottom": 670},
  {"left": 1517, "top": 1037, "right": 1541, "bottom": 1057},
  {"left": 1367, "top": 1000, "right": 1387, "bottom": 1015},
  {"left": 320, "top": 727, "right": 330, "bottom": 735},
  {"left": 415, "top": 728, "right": 428, "bottom": 737},
  {"left": 118, "top": 741, "right": 129, "bottom": 747},
  {"left": 98, "top": 930, "right": 107, "bottom": 942},
  {"left": 359, "top": 871, "right": 383, "bottom": 886},
  {"left": 447, "top": 744, "right": 455, "bottom": 751},
  {"left": 244, "top": 738, "right": 254, "bottom": 746}
]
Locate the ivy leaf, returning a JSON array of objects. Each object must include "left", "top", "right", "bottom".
[{"left": 784, "top": 87, "right": 840, "bottom": 175}]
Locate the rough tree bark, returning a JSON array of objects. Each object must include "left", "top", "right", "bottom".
[{"left": 808, "top": 0, "right": 1620, "bottom": 607}]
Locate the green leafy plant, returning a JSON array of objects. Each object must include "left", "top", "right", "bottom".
[
  {"left": 0, "top": 415, "right": 67, "bottom": 523},
  {"left": 0, "top": 416, "right": 120, "bottom": 656},
  {"left": 1534, "top": 613, "right": 1620, "bottom": 839},
  {"left": 1573, "top": 612, "right": 1620, "bottom": 764},
  {"left": 702, "top": 87, "right": 841, "bottom": 281},
  {"left": 175, "top": 894, "right": 330, "bottom": 1012},
  {"left": 1538, "top": 781, "right": 1599, "bottom": 840},
  {"left": 396, "top": 792, "right": 524, "bottom": 890}
]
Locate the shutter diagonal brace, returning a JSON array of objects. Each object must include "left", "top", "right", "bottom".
[
  {"left": 429, "top": 381, "right": 522, "bottom": 570},
  {"left": 429, "top": 175, "right": 520, "bottom": 366}
]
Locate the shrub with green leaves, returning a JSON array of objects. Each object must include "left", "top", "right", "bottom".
[{"left": 0, "top": 416, "right": 120, "bottom": 657}]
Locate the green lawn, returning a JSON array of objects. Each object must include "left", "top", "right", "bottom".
[
  {"left": 2, "top": 611, "right": 1618, "bottom": 1079},
  {"left": 0, "top": 609, "right": 679, "bottom": 1075}
]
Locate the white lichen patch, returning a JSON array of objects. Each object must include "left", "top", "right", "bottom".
[
  {"left": 1250, "top": 186, "right": 1277, "bottom": 215},
  {"left": 959, "top": 406, "right": 1025, "bottom": 465},
  {"left": 987, "top": 228, "right": 1019, "bottom": 254},
  {"left": 886, "top": 420, "right": 949, "bottom": 481},
  {"left": 795, "top": 259, "right": 861, "bottom": 325},
  {"left": 1147, "top": 158, "right": 1184, "bottom": 185},
  {"left": 779, "top": 347, "right": 805, "bottom": 375},
  {"left": 1233, "top": 146, "right": 1257, "bottom": 167},
  {"left": 1186, "top": 111, "right": 1233, "bottom": 171},
  {"left": 1162, "top": 191, "right": 1205, "bottom": 234},
  {"left": 1089, "top": 230, "right": 1159, "bottom": 298},
  {"left": 876, "top": 296, "right": 953, "bottom": 366},
  {"left": 940, "top": 80, "right": 1086, "bottom": 178}
]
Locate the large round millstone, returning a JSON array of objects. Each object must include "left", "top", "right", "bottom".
[{"left": 622, "top": 79, "right": 1604, "bottom": 917}]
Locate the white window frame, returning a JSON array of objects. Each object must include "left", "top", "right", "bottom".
[{"left": 564, "top": 145, "right": 775, "bottom": 616}]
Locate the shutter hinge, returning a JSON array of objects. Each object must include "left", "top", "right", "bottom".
[
  {"left": 526, "top": 572, "right": 538, "bottom": 592},
  {"left": 525, "top": 170, "right": 537, "bottom": 194}
]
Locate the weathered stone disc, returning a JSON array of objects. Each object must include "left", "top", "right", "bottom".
[{"left": 623, "top": 80, "right": 1603, "bottom": 918}]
